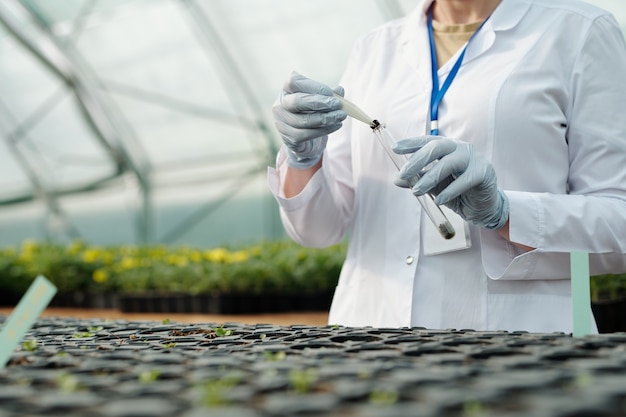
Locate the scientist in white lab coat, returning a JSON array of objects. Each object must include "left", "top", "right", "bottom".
[{"left": 268, "top": 0, "right": 626, "bottom": 332}]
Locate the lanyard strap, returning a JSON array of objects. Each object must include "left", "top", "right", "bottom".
[{"left": 428, "top": 5, "right": 490, "bottom": 135}]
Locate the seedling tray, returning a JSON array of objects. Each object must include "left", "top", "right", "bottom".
[{"left": 1, "top": 316, "right": 625, "bottom": 416}]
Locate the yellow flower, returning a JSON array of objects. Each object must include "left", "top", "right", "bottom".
[
  {"left": 100, "top": 252, "right": 114, "bottom": 265},
  {"left": 120, "top": 256, "right": 140, "bottom": 270},
  {"left": 204, "top": 248, "right": 228, "bottom": 263},
  {"left": 82, "top": 249, "right": 101, "bottom": 263},
  {"left": 226, "top": 250, "right": 249, "bottom": 264},
  {"left": 93, "top": 269, "right": 109, "bottom": 283},
  {"left": 21, "top": 239, "right": 38, "bottom": 256},
  {"left": 120, "top": 245, "right": 138, "bottom": 256},
  {"left": 189, "top": 251, "right": 202, "bottom": 263},
  {"left": 165, "top": 254, "right": 188, "bottom": 267},
  {"left": 148, "top": 246, "right": 167, "bottom": 258},
  {"left": 18, "top": 253, "right": 33, "bottom": 263},
  {"left": 67, "top": 240, "right": 85, "bottom": 255}
]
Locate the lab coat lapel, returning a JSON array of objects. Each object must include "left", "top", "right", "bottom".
[
  {"left": 401, "top": 0, "right": 531, "bottom": 89},
  {"left": 459, "top": 0, "right": 532, "bottom": 68},
  {"left": 399, "top": 0, "right": 434, "bottom": 91}
]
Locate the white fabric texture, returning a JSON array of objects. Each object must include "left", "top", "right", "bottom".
[{"left": 268, "top": 0, "right": 626, "bottom": 332}]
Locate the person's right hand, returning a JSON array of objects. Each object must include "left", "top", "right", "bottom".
[{"left": 272, "top": 72, "right": 347, "bottom": 169}]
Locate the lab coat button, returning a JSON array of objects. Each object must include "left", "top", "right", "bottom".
[{"left": 405, "top": 256, "right": 414, "bottom": 265}]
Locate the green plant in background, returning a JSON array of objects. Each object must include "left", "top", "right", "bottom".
[
  {"left": 4, "top": 238, "right": 626, "bottom": 308},
  {"left": 590, "top": 273, "right": 626, "bottom": 301},
  {"left": 0, "top": 238, "right": 347, "bottom": 300}
]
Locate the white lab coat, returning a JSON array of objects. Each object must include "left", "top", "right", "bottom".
[{"left": 268, "top": 0, "right": 626, "bottom": 332}]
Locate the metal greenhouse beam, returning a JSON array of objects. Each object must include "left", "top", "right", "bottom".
[
  {"left": 179, "top": 0, "right": 280, "bottom": 164},
  {"left": 175, "top": 0, "right": 284, "bottom": 241},
  {"left": 0, "top": 0, "right": 154, "bottom": 243},
  {"left": 0, "top": 106, "right": 82, "bottom": 241}
]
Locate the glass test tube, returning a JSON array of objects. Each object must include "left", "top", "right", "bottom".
[{"left": 371, "top": 120, "right": 455, "bottom": 240}]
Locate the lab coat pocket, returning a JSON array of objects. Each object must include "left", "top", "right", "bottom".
[{"left": 487, "top": 293, "right": 573, "bottom": 333}]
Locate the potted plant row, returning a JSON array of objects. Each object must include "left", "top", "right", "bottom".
[
  {"left": 1, "top": 240, "right": 625, "bottom": 330},
  {"left": 0, "top": 239, "right": 345, "bottom": 314},
  {"left": 589, "top": 273, "right": 626, "bottom": 333}
]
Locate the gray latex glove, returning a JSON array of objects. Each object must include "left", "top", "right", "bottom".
[
  {"left": 393, "top": 136, "right": 509, "bottom": 230},
  {"left": 272, "top": 72, "right": 347, "bottom": 169}
]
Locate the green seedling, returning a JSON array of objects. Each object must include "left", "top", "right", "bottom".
[
  {"left": 263, "top": 351, "right": 286, "bottom": 362},
  {"left": 162, "top": 342, "right": 177, "bottom": 349},
  {"left": 464, "top": 400, "right": 488, "bottom": 417},
  {"left": 369, "top": 389, "right": 399, "bottom": 406},
  {"left": 289, "top": 368, "right": 317, "bottom": 394},
  {"left": 16, "top": 377, "right": 31, "bottom": 386},
  {"left": 21, "top": 339, "right": 38, "bottom": 352},
  {"left": 139, "top": 369, "right": 160, "bottom": 384},
  {"left": 214, "top": 325, "right": 232, "bottom": 337},
  {"left": 575, "top": 371, "right": 594, "bottom": 388},
  {"left": 87, "top": 326, "right": 103, "bottom": 332},
  {"left": 72, "top": 332, "right": 94, "bottom": 338},
  {"left": 162, "top": 318, "right": 171, "bottom": 324},
  {"left": 56, "top": 372, "right": 82, "bottom": 392},
  {"left": 358, "top": 369, "right": 372, "bottom": 380},
  {"left": 201, "top": 374, "right": 240, "bottom": 407}
]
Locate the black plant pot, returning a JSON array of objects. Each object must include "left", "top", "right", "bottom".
[
  {"left": 0, "top": 291, "right": 21, "bottom": 307},
  {"left": 49, "top": 291, "right": 90, "bottom": 308},
  {"left": 592, "top": 298, "right": 626, "bottom": 333},
  {"left": 294, "top": 290, "right": 334, "bottom": 312},
  {"left": 119, "top": 293, "right": 152, "bottom": 313},
  {"left": 88, "top": 292, "right": 119, "bottom": 310},
  {"left": 117, "top": 290, "right": 335, "bottom": 315}
]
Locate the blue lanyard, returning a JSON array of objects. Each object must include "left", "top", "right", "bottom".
[{"left": 428, "top": 5, "right": 490, "bottom": 135}]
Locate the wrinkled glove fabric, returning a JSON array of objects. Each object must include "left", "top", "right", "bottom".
[
  {"left": 272, "top": 72, "right": 347, "bottom": 169},
  {"left": 393, "top": 136, "right": 509, "bottom": 230}
]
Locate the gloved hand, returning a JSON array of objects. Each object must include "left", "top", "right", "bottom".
[
  {"left": 393, "top": 136, "right": 509, "bottom": 230},
  {"left": 272, "top": 72, "right": 347, "bottom": 169}
]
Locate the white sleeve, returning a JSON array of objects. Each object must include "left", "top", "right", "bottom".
[
  {"left": 267, "top": 143, "right": 353, "bottom": 248},
  {"left": 482, "top": 14, "right": 626, "bottom": 280},
  {"left": 266, "top": 40, "right": 369, "bottom": 248}
]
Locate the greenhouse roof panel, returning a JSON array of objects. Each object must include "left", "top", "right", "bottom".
[{"left": 0, "top": 0, "right": 624, "bottom": 245}]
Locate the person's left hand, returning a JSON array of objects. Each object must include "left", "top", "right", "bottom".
[{"left": 393, "top": 135, "right": 509, "bottom": 230}]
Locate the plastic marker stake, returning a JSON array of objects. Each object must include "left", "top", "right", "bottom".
[
  {"left": 570, "top": 252, "right": 591, "bottom": 337},
  {"left": 0, "top": 275, "right": 57, "bottom": 368}
]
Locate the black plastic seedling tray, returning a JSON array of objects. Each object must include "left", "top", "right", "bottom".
[{"left": 1, "top": 316, "right": 625, "bottom": 416}]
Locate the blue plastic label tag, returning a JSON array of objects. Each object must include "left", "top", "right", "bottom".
[
  {"left": 571, "top": 252, "right": 591, "bottom": 337},
  {"left": 0, "top": 275, "right": 57, "bottom": 368}
]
